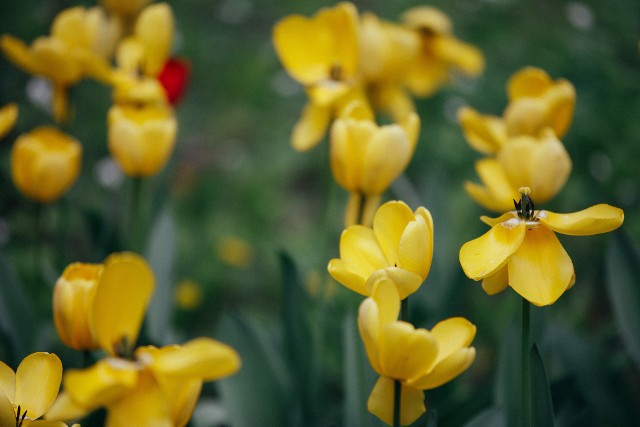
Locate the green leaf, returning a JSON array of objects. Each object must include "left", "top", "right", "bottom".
[
  {"left": 145, "top": 207, "right": 177, "bottom": 345},
  {"left": 216, "top": 313, "right": 291, "bottom": 427},
  {"left": 494, "top": 320, "right": 520, "bottom": 427},
  {"left": 530, "top": 344, "right": 555, "bottom": 427},
  {"left": 605, "top": 232, "right": 640, "bottom": 371},
  {"left": 0, "top": 252, "right": 37, "bottom": 364},
  {"left": 463, "top": 407, "right": 507, "bottom": 427}
]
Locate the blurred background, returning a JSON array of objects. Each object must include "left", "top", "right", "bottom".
[{"left": 0, "top": 0, "right": 639, "bottom": 425}]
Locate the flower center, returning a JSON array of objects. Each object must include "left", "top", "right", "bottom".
[
  {"left": 514, "top": 187, "right": 537, "bottom": 221},
  {"left": 329, "top": 63, "right": 343, "bottom": 81},
  {"left": 113, "top": 336, "right": 135, "bottom": 360},
  {"left": 15, "top": 405, "right": 28, "bottom": 427}
]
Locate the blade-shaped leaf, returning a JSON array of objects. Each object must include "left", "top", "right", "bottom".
[{"left": 530, "top": 344, "right": 555, "bottom": 427}]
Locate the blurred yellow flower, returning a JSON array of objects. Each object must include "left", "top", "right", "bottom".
[
  {"left": 174, "top": 279, "right": 203, "bottom": 310},
  {"left": 1, "top": 6, "right": 119, "bottom": 122},
  {"left": 459, "top": 188, "right": 624, "bottom": 306},
  {"left": 459, "top": 67, "right": 575, "bottom": 155},
  {"left": 101, "top": 0, "right": 152, "bottom": 21},
  {"left": 0, "top": 103, "right": 18, "bottom": 139},
  {"left": 11, "top": 127, "right": 82, "bottom": 203},
  {"left": 328, "top": 200, "right": 433, "bottom": 299},
  {"left": 53, "top": 263, "right": 103, "bottom": 351},
  {"left": 401, "top": 6, "right": 484, "bottom": 97},
  {"left": 107, "top": 103, "right": 177, "bottom": 177},
  {"left": 464, "top": 128, "right": 572, "bottom": 212},
  {"left": 359, "top": 278, "right": 476, "bottom": 425},
  {"left": 0, "top": 352, "right": 66, "bottom": 426},
  {"left": 215, "top": 236, "right": 254, "bottom": 268}
]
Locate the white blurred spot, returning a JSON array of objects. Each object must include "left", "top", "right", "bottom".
[
  {"left": 443, "top": 96, "right": 466, "bottom": 123},
  {"left": 271, "top": 70, "right": 300, "bottom": 98},
  {"left": 26, "top": 77, "right": 53, "bottom": 113},
  {"left": 191, "top": 398, "right": 229, "bottom": 427},
  {"left": 94, "top": 157, "right": 125, "bottom": 189},
  {"left": 217, "top": 0, "right": 253, "bottom": 25},
  {"left": 565, "top": 2, "right": 594, "bottom": 31},
  {"left": 588, "top": 151, "right": 612, "bottom": 183}
]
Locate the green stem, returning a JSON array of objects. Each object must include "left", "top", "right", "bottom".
[
  {"left": 522, "top": 298, "right": 531, "bottom": 427},
  {"left": 393, "top": 378, "right": 401, "bottom": 427},
  {"left": 129, "top": 177, "right": 143, "bottom": 252}
]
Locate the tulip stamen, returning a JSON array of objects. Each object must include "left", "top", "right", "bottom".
[
  {"left": 15, "top": 405, "right": 27, "bottom": 427},
  {"left": 329, "top": 64, "right": 342, "bottom": 81},
  {"left": 113, "top": 336, "right": 135, "bottom": 360},
  {"left": 514, "top": 187, "right": 538, "bottom": 222}
]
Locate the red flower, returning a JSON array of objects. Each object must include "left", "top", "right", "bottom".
[{"left": 158, "top": 58, "right": 191, "bottom": 105}]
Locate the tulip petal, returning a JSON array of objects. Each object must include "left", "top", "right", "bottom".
[
  {"left": 538, "top": 205, "right": 624, "bottom": 236},
  {"left": 365, "top": 267, "right": 423, "bottom": 300},
  {"left": 433, "top": 36, "right": 484, "bottom": 76},
  {"left": 0, "top": 361, "right": 15, "bottom": 403},
  {"left": 367, "top": 376, "right": 425, "bottom": 426},
  {"left": 337, "top": 226, "right": 388, "bottom": 280},
  {"left": 508, "top": 226, "right": 574, "bottom": 306},
  {"left": 460, "top": 221, "right": 526, "bottom": 280},
  {"left": 482, "top": 264, "right": 510, "bottom": 295},
  {"left": 358, "top": 298, "right": 382, "bottom": 373},
  {"left": 0, "top": 103, "right": 18, "bottom": 139},
  {"left": 545, "top": 80, "right": 576, "bottom": 138},
  {"left": 328, "top": 258, "right": 367, "bottom": 296},
  {"left": 44, "top": 391, "right": 90, "bottom": 422},
  {"left": 507, "top": 67, "right": 552, "bottom": 100},
  {"left": 134, "top": 3, "right": 174, "bottom": 76},
  {"left": 0, "top": 391, "right": 15, "bottom": 426},
  {"left": 408, "top": 347, "right": 476, "bottom": 390},
  {"left": 398, "top": 210, "right": 433, "bottom": 279},
  {"left": 457, "top": 107, "right": 507, "bottom": 154},
  {"left": 362, "top": 125, "right": 411, "bottom": 194},
  {"left": 373, "top": 201, "right": 416, "bottom": 267},
  {"left": 64, "top": 358, "right": 138, "bottom": 408},
  {"left": 379, "top": 322, "right": 438, "bottom": 380},
  {"left": 92, "top": 252, "right": 154, "bottom": 355},
  {"left": 369, "top": 277, "right": 401, "bottom": 326},
  {"left": 291, "top": 101, "right": 330, "bottom": 152},
  {"left": 148, "top": 338, "right": 241, "bottom": 381},
  {"left": 430, "top": 317, "right": 476, "bottom": 366},
  {"left": 0, "top": 35, "right": 39, "bottom": 75},
  {"left": 463, "top": 180, "right": 513, "bottom": 213},
  {"left": 15, "top": 352, "right": 62, "bottom": 419}
]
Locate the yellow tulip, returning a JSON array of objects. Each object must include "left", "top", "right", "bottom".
[
  {"left": 0, "top": 103, "right": 18, "bottom": 140},
  {"left": 53, "top": 263, "right": 103, "bottom": 351},
  {"left": 100, "top": 0, "right": 152, "bottom": 21},
  {"left": 330, "top": 114, "right": 419, "bottom": 225},
  {"left": 11, "top": 127, "right": 82, "bottom": 203},
  {"left": 464, "top": 128, "right": 572, "bottom": 212},
  {"left": 1, "top": 7, "right": 118, "bottom": 122},
  {"left": 107, "top": 103, "right": 177, "bottom": 177},
  {"left": 400, "top": 6, "right": 484, "bottom": 97},
  {"left": 358, "top": 278, "right": 476, "bottom": 425},
  {"left": 0, "top": 352, "right": 65, "bottom": 426},
  {"left": 328, "top": 200, "right": 433, "bottom": 298},
  {"left": 459, "top": 188, "right": 624, "bottom": 306}
]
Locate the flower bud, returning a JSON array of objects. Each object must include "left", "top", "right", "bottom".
[
  {"left": 11, "top": 127, "right": 82, "bottom": 203},
  {"left": 53, "top": 263, "right": 103, "bottom": 350}
]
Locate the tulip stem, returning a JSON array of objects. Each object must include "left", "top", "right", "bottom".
[
  {"left": 522, "top": 298, "right": 531, "bottom": 427},
  {"left": 393, "top": 378, "right": 401, "bottom": 427}
]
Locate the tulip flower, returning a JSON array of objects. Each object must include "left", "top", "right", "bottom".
[
  {"left": 46, "top": 253, "right": 241, "bottom": 426},
  {"left": 330, "top": 114, "right": 419, "bottom": 226},
  {"left": 100, "top": 0, "right": 152, "bottom": 21},
  {"left": 1, "top": 6, "right": 119, "bottom": 122},
  {"left": 328, "top": 200, "right": 433, "bottom": 299},
  {"left": 107, "top": 103, "right": 177, "bottom": 177},
  {"left": 400, "top": 6, "right": 484, "bottom": 97},
  {"left": 0, "top": 103, "right": 18, "bottom": 139},
  {"left": 459, "top": 187, "right": 624, "bottom": 306},
  {"left": 0, "top": 352, "right": 73, "bottom": 427},
  {"left": 359, "top": 278, "right": 476, "bottom": 425},
  {"left": 53, "top": 263, "right": 103, "bottom": 351},
  {"left": 11, "top": 127, "right": 82, "bottom": 203},
  {"left": 463, "top": 128, "right": 572, "bottom": 212}
]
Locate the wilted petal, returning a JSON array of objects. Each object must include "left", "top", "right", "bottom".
[
  {"left": 367, "top": 376, "right": 425, "bottom": 426},
  {"left": 460, "top": 221, "right": 526, "bottom": 280},
  {"left": 408, "top": 347, "right": 475, "bottom": 390},
  {"left": 508, "top": 226, "right": 574, "bottom": 306},
  {"left": 481, "top": 264, "right": 509, "bottom": 295},
  {"left": 538, "top": 205, "right": 624, "bottom": 236},
  {"left": 92, "top": 252, "right": 154, "bottom": 355},
  {"left": 15, "top": 353, "right": 62, "bottom": 419},
  {"left": 291, "top": 101, "right": 330, "bottom": 152}
]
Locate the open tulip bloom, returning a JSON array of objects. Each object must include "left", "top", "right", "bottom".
[
  {"left": 459, "top": 187, "right": 624, "bottom": 306},
  {"left": 359, "top": 278, "right": 476, "bottom": 425}
]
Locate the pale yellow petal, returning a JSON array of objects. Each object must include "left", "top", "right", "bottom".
[
  {"left": 92, "top": 252, "right": 155, "bottom": 355},
  {"left": 291, "top": 101, "right": 330, "bottom": 152},
  {"left": 538, "top": 205, "right": 624, "bottom": 236},
  {"left": 508, "top": 226, "right": 574, "bottom": 306},
  {"left": 429, "top": 317, "right": 476, "bottom": 366},
  {"left": 457, "top": 106, "right": 507, "bottom": 154},
  {"left": 15, "top": 352, "right": 62, "bottom": 419},
  {"left": 0, "top": 391, "right": 16, "bottom": 427},
  {"left": 0, "top": 361, "right": 15, "bottom": 403},
  {"left": 459, "top": 221, "right": 526, "bottom": 280},
  {"left": 408, "top": 347, "right": 475, "bottom": 390},
  {"left": 372, "top": 201, "right": 416, "bottom": 267},
  {"left": 147, "top": 338, "right": 241, "bottom": 381},
  {"left": 379, "top": 322, "right": 438, "bottom": 380},
  {"left": 64, "top": 358, "right": 138, "bottom": 408},
  {"left": 507, "top": 67, "right": 552, "bottom": 100},
  {"left": 481, "top": 264, "right": 509, "bottom": 295},
  {"left": 367, "top": 376, "right": 425, "bottom": 426}
]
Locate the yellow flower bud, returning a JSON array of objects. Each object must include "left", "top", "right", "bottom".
[
  {"left": 53, "top": 263, "right": 103, "bottom": 350},
  {"left": 11, "top": 127, "right": 82, "bottom": 203},
  {"left": 0, "top": 103, "right": 18, "bottom": 139},
  {"left": 108, "top": 103, "right": 177, "bottom": 177}
]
